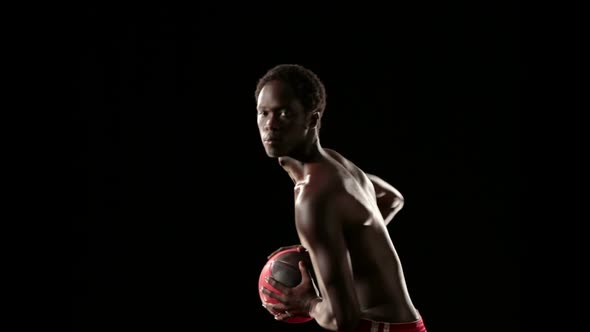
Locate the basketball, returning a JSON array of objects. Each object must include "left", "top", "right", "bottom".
[{"left": 258, "top": 247, "right": 314, "bottom": 323}]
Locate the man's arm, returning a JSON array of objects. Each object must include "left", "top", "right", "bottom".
[
  {"left": 366, "top": 174, "right": 404, "bottom": 226},
  {"left": 296, "top": 191, "right": 361, "bottom": 331}
]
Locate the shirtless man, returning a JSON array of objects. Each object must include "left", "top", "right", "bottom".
[{"left": 257, "top": 64, "right": 427, "bottom": 332}]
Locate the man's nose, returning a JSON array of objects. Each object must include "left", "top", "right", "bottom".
[{"left": 264, "top": 113, "right": 281, "bottom": 131}]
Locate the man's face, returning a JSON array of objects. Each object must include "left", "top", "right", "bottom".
[{"left": 256, "top": 80, "right": 311, "bottom": 158}]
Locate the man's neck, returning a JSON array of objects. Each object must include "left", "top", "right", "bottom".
[
  {"left": 278, "top": 157, "right": 305, "bottom": 185},
  {"left": 278, "top": 141, "right": 322, "bottom": 185}
]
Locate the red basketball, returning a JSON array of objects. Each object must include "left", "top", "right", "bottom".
[{"left": 258, "top": 247, "right": 314, "bottom": 323}]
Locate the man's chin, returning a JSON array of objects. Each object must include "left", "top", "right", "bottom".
[{"left": 265, "top": 149, "right": 286, "bottom": 158}]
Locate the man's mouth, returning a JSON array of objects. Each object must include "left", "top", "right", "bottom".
[{"left": 264, "top": 136, "right": 282, "bottom": 143}]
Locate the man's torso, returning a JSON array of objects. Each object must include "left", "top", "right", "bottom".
[{"left": 294, "top": 149, "right": 419, "bottom": 323}]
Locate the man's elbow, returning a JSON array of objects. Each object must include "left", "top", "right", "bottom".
[
  {"left": 381, "top": 195, "right": 404, "bottom": 225},
  {"left": 392, "top": 195, "right": 404, "bottom": 211}
]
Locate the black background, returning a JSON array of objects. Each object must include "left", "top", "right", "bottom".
[{"left": 71, "top": 3, "right": 519, "bottom": 332}]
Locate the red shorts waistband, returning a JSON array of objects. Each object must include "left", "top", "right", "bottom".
[{"left": 345, "top": 317, "right": 427, "bottom": 332}]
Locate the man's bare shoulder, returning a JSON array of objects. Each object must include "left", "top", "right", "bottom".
[
  {"left": 298, "top": 169, "right": 342, "bottom": 201},
  {"left": 323, "top": 148, "right": 350, "bottom": 166},
  {"left": 295, "top": 179, "right": 367, "bottom": 237},
  {"left": 294, "top": 180, "right": 351, "bottom": 233},
  {"left": 296, "top": 172, "right": 358, "bottom": 214},
  {"left": 323, "top": 148, "right": 371, "bottom": 181}
]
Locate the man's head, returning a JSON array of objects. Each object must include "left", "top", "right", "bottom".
[{"left": 255, "top": 64, "right": 327, "bottom": 158}]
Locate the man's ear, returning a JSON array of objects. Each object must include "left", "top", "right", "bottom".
[{"left": 308, "top": 112, "right": 321, "bottom": 129}]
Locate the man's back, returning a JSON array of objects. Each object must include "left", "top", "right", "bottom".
[{"left": 294, "top": 148, "right": 419, "bottom": 323}]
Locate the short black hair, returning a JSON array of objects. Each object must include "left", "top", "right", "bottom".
[{"left": 255, "top": 64, "right": 327, "bottom": 116}]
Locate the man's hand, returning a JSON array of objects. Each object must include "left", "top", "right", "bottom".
[{"left": 261, "top": 260, "right": 320, "bottom": 321}]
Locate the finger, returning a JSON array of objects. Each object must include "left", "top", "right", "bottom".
[
  {"left": 274, "top": 311, "right": 292, "bottom": 321},
  {"left": 298, "top": 260, "right": 312, "bottom": 283},
  {"left": 265, "top": 276, "right": 289, "bottom": 293},
  {"left": 263, "top": 301, "right": 288, "bottom": 313},
  {"left": 260, "top": 286, "right": 285, "bottom": 301},
  {"left": 262, "top": 301, "right": 277, "bottom": 315}
]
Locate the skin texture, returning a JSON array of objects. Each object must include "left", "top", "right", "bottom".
[{"left": 257, "top": 78, "right": 419, "bottom": 331}]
